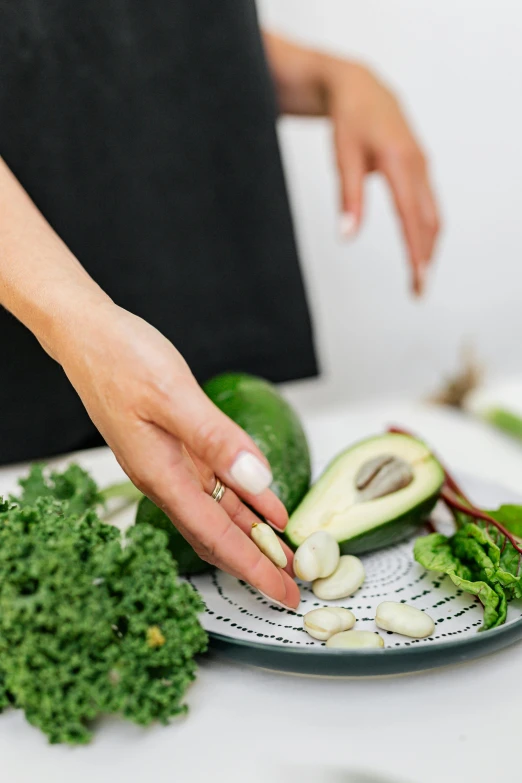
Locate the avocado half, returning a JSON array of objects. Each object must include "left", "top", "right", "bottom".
[{"left": 285, "top": 434, "right": 444, "bottom": 555}]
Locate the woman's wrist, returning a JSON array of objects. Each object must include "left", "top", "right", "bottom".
[
  {"left": 2, "top": 247, "right": 114, "bottom": 366},
  {"left": 34, "top": 283, "right": 115, "bottom": 366},
  {"left": 263, "top": 33, "right": 330, "bottom": 116},
  {"left": 262, "top": 32, "right": 365, "bottom": 119},
  {"left": 262, "top": 34, "right": 376, "bottom": 122}
]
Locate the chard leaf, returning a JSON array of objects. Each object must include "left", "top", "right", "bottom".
[
  {"left": 414, "top": 533, "right": 471, "bottom": 581},
  {"left": 495, "top": 539, "right": 522, "bottom": 599},
  {"left": 474, "top": 509, "right": 522, "bottom": 598},
  {"left": 493, "top": 583, "right": 508, "bottom": 627},
  {"left": 452, "top": 523, "right": 520, "bottom": 603},
  {"left": 414, "top": 532, "right": 508, "bottom": 630},
  {"left": 486, "top": 505, "right": 522, "bottom": 538},
  {"left": 453, "top": 523, "right": 500, "bottom": 582}
]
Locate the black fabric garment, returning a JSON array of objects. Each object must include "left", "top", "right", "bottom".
[{"left": 0, "top": 0, "right": 318, "bottom": 465}]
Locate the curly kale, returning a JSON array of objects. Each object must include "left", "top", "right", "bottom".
[
  {"left": 12, "top": 463, "right": 102, "bottom": 516},
  {"left": 0, "top": 468, "right": 208, "bottom": 744}
]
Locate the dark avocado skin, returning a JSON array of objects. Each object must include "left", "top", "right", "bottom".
[
  {"left": 203, "top": 373, "right": 312, "bottom": 515},
  {"left": 285, "top": 490, "right": 441, "bottom": 555},
  {"left": 337, "top": 491, "right": 440, "bottom": 554},
  {"left": 135, "top": 496, "right": 212, "bottom": 575}
]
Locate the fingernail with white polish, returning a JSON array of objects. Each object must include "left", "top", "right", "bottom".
[
  {"left": 259, "top": 590, "right": 299, "bottom": 612},
  {"left": 340, "top": 212, "right": 357, "bottom": 238},
  {"left": 230, "top": 451, "right": 272, "bottom": 495}
]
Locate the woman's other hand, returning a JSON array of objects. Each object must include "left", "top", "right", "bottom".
[{"left": 264, "top": 34, "right": 441, "bottom": 296}]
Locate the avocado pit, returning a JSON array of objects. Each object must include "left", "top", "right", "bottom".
[{"left": 355, "top": 454, "right": 414, "bottom": 501}]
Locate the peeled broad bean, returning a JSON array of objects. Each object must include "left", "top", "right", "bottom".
[
  {"left": 251, "top": 522, "right": 287, "bottom": 569},
  {"left": 293, "top": 531, "right": 340, "bottom": 582},
  {"left": 303, "top": 607, "right": 356, "bottom": 641},
  {"left": 312, "top": 555, "right": 365, "bottom": 600},
  {"left": 303, "top": 609, "right": 341, "bottom": 641},
  {"left": 326, "top": 630, "right": 384, "bottom": 649},
  {"left": 375, "top": 601, "right": 435, "bottom": 639},
  {"left": 329, "top": 607, "right": 357, "bottom": 629}
]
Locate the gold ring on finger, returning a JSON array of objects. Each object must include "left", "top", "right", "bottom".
[{"left": 211, "top": 478, "right": 226, "bottom": 503}]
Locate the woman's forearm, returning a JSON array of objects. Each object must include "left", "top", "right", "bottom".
[{"left": 0, "top": 157, "right": 112, "bottom": 362}]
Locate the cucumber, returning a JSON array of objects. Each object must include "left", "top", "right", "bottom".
[
  {"left": 286, "top": 434, "right": 444, "bottom": 555},
  {"left": 135, "top": 496, "right": 212, "bottom": 575},
  {"left": 203, "top": 373, "right": 311, "bottom": 515}
]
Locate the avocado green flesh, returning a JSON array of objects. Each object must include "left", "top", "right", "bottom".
[
  {"left": 285, "top": 434, "right": 444, "bottom": 554},
  {"left": 203, "top": 373, "right": 311, "bottom": 515},
  {"left": 335, "top": 492, "right": 441, "bottom": 555}
]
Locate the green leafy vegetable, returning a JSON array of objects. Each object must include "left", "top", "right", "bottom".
[
  {"left": 0, "top": 467, "right": 207, "bottom": 744},
  {"left": 413, "top": 489, "right": 522, "bottom": 629},
  {"left": 414, "top": 531, "right": 508, "bottom": 630},
  {"left": 486, "top": 505, "right": 522, "bottom": 539},
  {"left": 12, "top": 463, "right": 102, "bottom": 516},
  {"left": 391, "top": 426, "right": 522, "bottom": 631}
]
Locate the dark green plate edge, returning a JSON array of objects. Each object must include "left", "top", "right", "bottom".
[{"left": 207, "top": 614, "right": 522, "bottom": 676}]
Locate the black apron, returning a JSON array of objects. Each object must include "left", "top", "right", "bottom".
[{"left": 0, "top": 0, "right": 318, "bottom": 465}]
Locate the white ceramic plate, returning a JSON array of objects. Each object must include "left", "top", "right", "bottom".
[
  {"left": 187, "top": 474, "right": 522, "bottom": 675},
  {"left": 1, "top": 448, "right": 521, "bottom": 676}
]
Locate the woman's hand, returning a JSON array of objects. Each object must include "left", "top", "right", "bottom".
[
  {"left": 325, "top": 60, "right": 440, "bottom": 296},
  {"left": 58, "top": 302, "right": 300, "bottom": 609},
  {"left": 0, "top": 159, "right": 298, "bottom": 607},
  {"left": 264, "top": 34, "right": 441, "bottom": 295}
]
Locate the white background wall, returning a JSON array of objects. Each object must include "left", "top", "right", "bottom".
[{"left": 257, "top": 0, "right": 522, "bottom": 410}]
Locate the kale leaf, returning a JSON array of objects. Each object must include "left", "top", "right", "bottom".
[
  {"left": 0, "top": 467, "right": 207, "bottom": 744},
  {"left": 12, "top": 463, "right": 102, "bottom": 516}
]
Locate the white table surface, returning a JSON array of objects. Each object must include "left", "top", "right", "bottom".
[{"left": 2, "top": 400, "right": 522, "bottom": 783}]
